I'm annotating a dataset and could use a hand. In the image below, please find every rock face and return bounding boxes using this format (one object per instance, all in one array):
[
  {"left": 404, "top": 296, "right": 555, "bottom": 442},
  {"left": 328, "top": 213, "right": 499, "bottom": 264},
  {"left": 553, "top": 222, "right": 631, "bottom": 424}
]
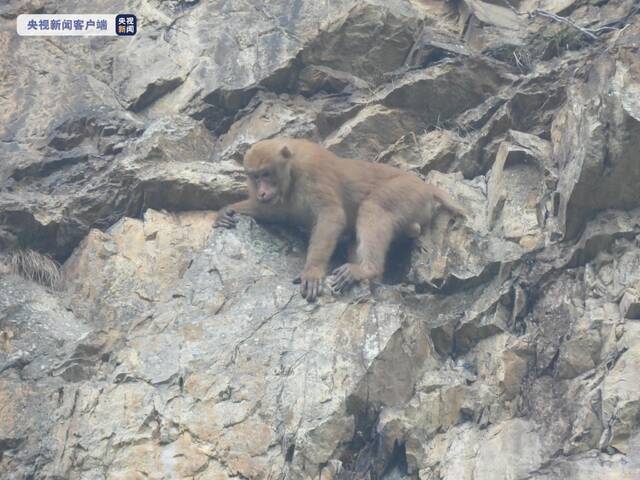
[{"left": 2, "top": 0, "right": 640, "bottom": 479}]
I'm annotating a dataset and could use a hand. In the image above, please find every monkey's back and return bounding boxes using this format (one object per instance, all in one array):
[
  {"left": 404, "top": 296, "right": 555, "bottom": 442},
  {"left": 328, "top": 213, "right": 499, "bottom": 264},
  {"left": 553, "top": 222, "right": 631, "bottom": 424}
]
[{"left": 284, "top": 138, "right": 439, "bottom": 218}]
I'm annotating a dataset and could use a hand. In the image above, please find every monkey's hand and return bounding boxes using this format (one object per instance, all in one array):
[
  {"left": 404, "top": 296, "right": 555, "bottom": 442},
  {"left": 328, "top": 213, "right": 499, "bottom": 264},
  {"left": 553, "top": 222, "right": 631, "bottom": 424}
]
[
  {"left": 215, "top": 208, "right": 238, "bottom": 228},
  {"left": 293, "top": 266, "right": 325, "bottom": 302}
]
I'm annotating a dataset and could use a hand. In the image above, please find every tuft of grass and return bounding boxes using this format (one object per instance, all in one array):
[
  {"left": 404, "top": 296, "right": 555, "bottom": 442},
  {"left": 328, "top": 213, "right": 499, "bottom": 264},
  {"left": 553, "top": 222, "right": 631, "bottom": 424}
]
[{"left": 3, "top": 249, "right": 62, "bottom": 289}]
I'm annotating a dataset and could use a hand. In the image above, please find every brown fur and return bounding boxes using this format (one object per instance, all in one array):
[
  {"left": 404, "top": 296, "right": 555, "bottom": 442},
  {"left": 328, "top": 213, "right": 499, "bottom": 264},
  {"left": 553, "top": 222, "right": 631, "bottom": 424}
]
[{"left": 215, "top": 138, "right": 466, "bottom": 301}]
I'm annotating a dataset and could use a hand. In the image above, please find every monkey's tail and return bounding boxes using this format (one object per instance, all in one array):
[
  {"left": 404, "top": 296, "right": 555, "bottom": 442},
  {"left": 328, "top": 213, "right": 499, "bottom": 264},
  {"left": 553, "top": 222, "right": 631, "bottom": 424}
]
[{"left": 433, "top": 189, "right": 468, "bottom": 218}]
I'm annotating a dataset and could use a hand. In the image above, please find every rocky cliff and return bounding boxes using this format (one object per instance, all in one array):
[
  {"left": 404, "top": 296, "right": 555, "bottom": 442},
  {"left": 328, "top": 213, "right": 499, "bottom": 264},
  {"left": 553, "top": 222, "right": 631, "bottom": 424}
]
[{"left": 1, "top": 0, "right": 640, "bottom": 479}]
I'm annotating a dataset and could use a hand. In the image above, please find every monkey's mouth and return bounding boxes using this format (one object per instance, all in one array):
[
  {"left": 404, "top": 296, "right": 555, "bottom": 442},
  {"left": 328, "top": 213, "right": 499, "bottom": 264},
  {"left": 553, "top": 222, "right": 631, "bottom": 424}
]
[{"left": 257, "top": 194, "right": 280, "bottom": 204}]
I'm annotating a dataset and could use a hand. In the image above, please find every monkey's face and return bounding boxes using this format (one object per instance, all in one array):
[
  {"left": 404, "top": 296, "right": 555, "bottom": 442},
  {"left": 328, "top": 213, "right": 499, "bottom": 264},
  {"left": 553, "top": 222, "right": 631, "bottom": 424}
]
[
  {"left": 247, "top": 168, "right": 280, "bottom": 204},
  {"left": 244, "top": 141, "right": 293, "bottom": 204}
]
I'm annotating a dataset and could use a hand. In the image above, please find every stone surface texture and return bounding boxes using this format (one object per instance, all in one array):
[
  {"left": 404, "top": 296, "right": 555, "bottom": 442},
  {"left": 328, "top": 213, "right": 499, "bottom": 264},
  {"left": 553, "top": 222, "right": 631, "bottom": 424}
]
[{"left": 1, "top": 0, "right": 640, "bottom": 478}]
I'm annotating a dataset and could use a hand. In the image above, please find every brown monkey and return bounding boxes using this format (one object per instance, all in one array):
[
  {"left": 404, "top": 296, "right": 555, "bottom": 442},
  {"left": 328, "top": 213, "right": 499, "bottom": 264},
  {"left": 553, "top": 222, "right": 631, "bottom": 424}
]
[{"left": 215, "top": 138, "right": 466, "bottom": 301}]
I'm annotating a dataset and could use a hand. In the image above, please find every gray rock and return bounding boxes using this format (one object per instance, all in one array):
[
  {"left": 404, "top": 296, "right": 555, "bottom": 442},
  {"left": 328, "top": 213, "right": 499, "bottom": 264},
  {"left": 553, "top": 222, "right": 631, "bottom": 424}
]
[
  {"left": 300, "top": 3, "right": 421, "bottom": 85},
  {"left": 3, "top": 0, "right": 640, "bottom": 478},
  {"left": 553, "top": 54, "right": 640, "bottom": 239},
  {"left": 324, "top": 105, "right": 423, "bottom": 160}
]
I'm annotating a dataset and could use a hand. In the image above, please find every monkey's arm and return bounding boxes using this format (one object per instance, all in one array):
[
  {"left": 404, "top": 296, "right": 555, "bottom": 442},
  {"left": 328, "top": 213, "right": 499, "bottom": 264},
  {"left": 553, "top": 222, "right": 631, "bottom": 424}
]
[{"left": 298, "top": 209, "right": 346, "bottom": 301}]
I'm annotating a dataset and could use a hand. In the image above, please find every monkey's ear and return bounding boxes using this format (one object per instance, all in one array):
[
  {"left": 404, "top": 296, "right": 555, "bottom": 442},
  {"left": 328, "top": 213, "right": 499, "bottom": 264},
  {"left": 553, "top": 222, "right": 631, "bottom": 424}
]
[{"left": 280, "top": 145, "right": 292, "bottom": 159}]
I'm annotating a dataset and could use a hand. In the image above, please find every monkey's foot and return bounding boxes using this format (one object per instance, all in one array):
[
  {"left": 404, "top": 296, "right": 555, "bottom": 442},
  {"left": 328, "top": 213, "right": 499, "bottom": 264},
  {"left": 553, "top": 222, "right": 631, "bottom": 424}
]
[{"left": 330, "top": 263, "right": 358, "bottom": 293}]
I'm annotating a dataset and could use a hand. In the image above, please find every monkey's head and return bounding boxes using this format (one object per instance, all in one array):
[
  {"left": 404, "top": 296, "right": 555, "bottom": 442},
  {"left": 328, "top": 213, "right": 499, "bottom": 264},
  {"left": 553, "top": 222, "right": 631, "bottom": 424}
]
[{"left": 243, "top": 140, "right": 292, "bottom": 205}]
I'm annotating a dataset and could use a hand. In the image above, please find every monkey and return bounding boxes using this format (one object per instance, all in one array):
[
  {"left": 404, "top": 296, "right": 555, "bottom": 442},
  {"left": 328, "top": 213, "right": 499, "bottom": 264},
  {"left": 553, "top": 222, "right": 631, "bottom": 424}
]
[{"left": 215, "top": 138, "right": 466, "bottom": 302}]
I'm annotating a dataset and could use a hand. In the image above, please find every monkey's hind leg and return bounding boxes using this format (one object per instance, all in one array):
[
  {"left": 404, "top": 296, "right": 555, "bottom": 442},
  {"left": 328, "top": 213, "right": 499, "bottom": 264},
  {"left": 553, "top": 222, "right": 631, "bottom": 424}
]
[
  {"left": 404, "top": 221, "right": 422, "bottom": 239},
  {"left": 330, "top": 202, "right": 394, "bottom": 293}
]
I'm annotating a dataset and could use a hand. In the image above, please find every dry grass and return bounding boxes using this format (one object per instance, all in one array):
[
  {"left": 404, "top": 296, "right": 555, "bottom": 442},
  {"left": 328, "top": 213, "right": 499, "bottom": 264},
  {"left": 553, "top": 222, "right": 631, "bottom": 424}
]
[{"left": 3, "top": 249, "right": 62, "bottom": 289}]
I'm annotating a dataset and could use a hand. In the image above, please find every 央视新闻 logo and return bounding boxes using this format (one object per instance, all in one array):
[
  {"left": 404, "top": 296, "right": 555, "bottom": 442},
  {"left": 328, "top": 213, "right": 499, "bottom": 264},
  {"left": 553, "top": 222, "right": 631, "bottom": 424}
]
[{"left": 115, "top": 14, "right": 136, "bottom": 36}]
